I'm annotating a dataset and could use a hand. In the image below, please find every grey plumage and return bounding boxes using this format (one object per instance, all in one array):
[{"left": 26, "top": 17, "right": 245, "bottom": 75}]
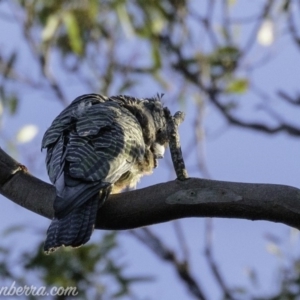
[{"left": 42, "top": 94, "right": 168, "bottom": 253}]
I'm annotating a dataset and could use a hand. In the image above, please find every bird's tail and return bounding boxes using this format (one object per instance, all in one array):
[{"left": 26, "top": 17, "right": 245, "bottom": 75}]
[{"left": 44, "top": 195, "right": 99, "bottom": 254}]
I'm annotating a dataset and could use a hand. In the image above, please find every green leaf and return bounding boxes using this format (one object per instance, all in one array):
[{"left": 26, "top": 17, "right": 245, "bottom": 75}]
[
  {"left": 63, "top": 12, "right": 83, "bottom": 55},
  {"left": 226, "top": 79, "right": 248, "bottom": 94},
  {"left": 41, "top": 14, "right": 60, "bottom": 42},
  {"left": 116, "top": 3, "right": 134, "bottom": 37},
  {"left": 152, "top": 17, "right": 165, "bottom": 34},
  {"left": 3, "top": 52, "right": 17, "bottom": 78},
  {"left": 281, "top": 0, "right": 290, "bottom": 11},
  {"left": 88, "top": 0, "right": 99, "bottom": 20},
  {"left": 152, "top": 42, "right": 161, "bottom": 69},
  {"left": 0, "top": 87, "right": 18, "bottom": 115},
  {"left": 119, "top": 80, "right": 136, "bottom": 93},
  {"left": 209, "top": 46, "right": 240, "bottom": 77},
  {"left": 8, "top": 95, "right": 18, "bottom": 115},
  {"left": 228, "top": 0, "right": 237, "bottom": 6}
]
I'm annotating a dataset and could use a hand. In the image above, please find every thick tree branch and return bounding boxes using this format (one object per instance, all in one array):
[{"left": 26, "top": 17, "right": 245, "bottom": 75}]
[{"left": 1, "top": 147, "right": 300, "bottom": 231}]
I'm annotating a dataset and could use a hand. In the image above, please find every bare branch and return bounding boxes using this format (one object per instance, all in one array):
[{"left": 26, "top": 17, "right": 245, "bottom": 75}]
[
  {"left": 173, "top": 220, "right": 190, "bottom": 264},
  {"left": 158, "top": 35, "right": 300, "bottom": 137},
  {"left": 278, "top": 90, "right": 300, "bottom": 106},
  {"left": 242, "top": 0, "right": 275, "bottom": 53},
  {"left": 287, "top": 3, "right": 300, "bottom": 49},
  {"left": 10, "top": 3, "right": 69, "bottom": 107},
  {"left": 130, "top": 228, "right": 208, "bottom": 300},
  {"left": 204, "top": 219, "right": 236, "bottom": 300},
  {"left": 222, "top": 0, "right": 233, "bottom": 44},
  {"left": 164, "top": 108, "right": 188, "bottom": 180},
  {"left": 207, "top": 89, "right": 300, "bottom": 136},
  {"left": 1, "top": 148, "right": 300, "bottom": 232}
]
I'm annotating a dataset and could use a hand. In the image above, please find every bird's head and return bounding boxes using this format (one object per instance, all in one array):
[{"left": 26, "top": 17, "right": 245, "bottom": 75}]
[
  {"left": 143, "top": 95, "right": 169, "bottom": 160},
  {"left": 110, "top": 94, "right": 169, "bottom": 159}
]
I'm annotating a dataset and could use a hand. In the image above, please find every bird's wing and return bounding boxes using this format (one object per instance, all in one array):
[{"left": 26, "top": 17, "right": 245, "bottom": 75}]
[
  {"left": 42, "top": 94, "right": 108, "bottom": 151},
  {"left": 42, "top": 98, "right": 145, "bottom": 217}
]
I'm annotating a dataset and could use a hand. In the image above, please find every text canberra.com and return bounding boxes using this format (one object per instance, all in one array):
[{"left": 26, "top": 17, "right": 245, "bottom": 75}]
[{"left": 0, "top": 282, "right": 78, "bottom": 297}]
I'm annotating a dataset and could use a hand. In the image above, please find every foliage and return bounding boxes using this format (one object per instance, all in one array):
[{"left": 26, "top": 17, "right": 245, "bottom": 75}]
[{"left": 0, "top": 228, "right": 149, "bottom": 300}]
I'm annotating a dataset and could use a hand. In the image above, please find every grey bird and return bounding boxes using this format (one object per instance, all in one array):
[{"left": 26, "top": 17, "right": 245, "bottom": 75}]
[{"left": 42, "top": 94, "right": 168, "bottom": 253}]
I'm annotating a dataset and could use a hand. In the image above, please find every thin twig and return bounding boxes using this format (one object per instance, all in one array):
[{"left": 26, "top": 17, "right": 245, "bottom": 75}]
[
  {"left": 242, "top": 0, "right": 275, "bottom": 53},
  {"left": 129, "top": 228, "right": 208, "bottom": 300},
  {"left": 160, "top": 28, "right": 300, "bottom": 137},
  {"left": 204, "top": 0, "right": 220, "bottom": 48},
  {"left": 222, "top": 0, "right": 233, "bottom": 44},
  {"left": 164, "top": 107, "right": 188, "bottom": 180},
  {"left": 173, "top": 220, "right": 190, "bottom": 264},
  {"left": 194, "top": 104, "right": 211, "bottom": 179},
  {"left": 287, "top": 3, "right": 300, "bottom": 48},
  {"left": 207, "top": 88, "right": 300, "bottom": 136},
  {"left": 277, "top": 90, "right": 300, "bottom": 106},
  {"left": 8, "top": 2, "right": 69, "bottom": 107},
  {"left": 204, "top": 219, "right": 236, "bottom": 300}
]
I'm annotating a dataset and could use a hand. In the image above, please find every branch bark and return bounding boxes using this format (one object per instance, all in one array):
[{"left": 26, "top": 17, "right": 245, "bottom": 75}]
[
  {"left": 164, "top": 107, "right": 189, "bottom": 180},
  {"left": 1, "top": 147, "right": 300, "bottom": 230}
]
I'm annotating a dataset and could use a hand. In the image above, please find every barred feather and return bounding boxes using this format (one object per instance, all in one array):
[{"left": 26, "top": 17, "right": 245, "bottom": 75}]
[{"left": 44, "top": 195, "right": 99, "bottom": 253}]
